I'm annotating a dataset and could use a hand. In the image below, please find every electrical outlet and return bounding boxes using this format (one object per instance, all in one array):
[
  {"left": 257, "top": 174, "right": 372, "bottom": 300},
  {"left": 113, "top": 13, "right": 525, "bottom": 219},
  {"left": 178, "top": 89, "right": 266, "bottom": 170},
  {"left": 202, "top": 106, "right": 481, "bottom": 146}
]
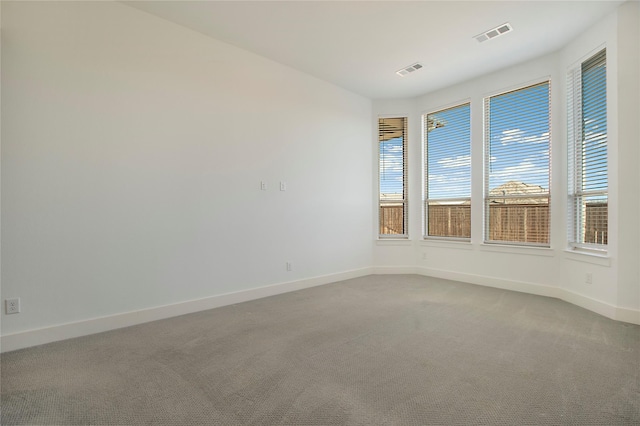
[
  {"left": 260, "top": 181, "right": 267, "bottom": 191},
  {"left": 585, "top": 272, "right": 593, "bottom": 284},
  {"left": 280, "top": 181, "right": 287, "bottom": 191},
  {"left": 5, "top": 298, "right": 20, "bottom": 315},
  {"left": 286, "top": 262, "right": 293, "bottom": 271}
]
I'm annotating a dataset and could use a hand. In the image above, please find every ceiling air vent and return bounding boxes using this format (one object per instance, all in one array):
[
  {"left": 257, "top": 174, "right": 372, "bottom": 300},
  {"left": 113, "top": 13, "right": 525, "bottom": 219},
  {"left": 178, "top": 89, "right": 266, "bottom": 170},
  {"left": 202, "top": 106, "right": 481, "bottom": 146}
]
[
  {"left": 396, "top": 62, "right": 423, "bottom": 77},
  {"left": 474, "top": 23, "right": 512, "bottom": 43}
]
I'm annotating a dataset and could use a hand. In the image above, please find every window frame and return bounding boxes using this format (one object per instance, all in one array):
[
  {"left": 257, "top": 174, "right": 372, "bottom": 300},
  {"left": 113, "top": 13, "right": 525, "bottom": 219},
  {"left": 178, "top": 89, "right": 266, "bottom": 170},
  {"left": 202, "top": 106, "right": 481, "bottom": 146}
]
[
  {"left": 567, "top": 48, "right": 608, "bottom": 253},
  {"left": 483, "top": 79, "right": 552, "bottom": 247},
  {"left": 423, "top": 102, "right": 472, "bottom": 241},
  {"left": 378, "top": 116, "right": 408, "bottom": 239}
]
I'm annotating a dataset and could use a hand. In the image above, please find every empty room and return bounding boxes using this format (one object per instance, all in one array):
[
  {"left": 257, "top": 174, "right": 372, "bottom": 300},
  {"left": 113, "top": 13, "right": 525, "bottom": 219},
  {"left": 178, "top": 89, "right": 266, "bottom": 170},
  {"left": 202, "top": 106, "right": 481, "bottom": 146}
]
[{"left": 1, "top": 1, "right": 639, "bottom": 424}]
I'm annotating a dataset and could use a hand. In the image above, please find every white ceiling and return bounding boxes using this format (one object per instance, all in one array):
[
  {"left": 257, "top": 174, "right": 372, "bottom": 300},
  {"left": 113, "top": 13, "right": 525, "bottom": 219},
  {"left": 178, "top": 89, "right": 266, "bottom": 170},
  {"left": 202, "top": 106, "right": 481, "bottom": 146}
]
[{"left": 125, "top": 1, "right": 623, "bottom": 99}]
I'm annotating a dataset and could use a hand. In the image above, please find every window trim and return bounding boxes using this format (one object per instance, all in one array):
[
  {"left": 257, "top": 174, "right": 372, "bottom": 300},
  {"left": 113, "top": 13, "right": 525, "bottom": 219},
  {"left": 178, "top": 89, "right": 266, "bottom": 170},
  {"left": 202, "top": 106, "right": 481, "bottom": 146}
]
[
  {"left": 567, "top": 47, "right": 608, "bottom": 252},
  {"left": 483, "top": 79, "right": 552, "bottom": 247},
  {"left": 423, "top": 102, "right": 472, "bottom": 241},
  {"left": 378, "top": 116, "right": 408, "bottom": 239}
]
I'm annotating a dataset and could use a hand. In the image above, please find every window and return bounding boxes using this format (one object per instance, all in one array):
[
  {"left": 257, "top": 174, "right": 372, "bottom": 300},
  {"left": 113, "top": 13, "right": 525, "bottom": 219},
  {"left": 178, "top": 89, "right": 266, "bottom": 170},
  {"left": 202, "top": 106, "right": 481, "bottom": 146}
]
[
  {"left": 568, "top": 49, "right": 607, "bottom": 250},
  {"left": 379, "top": 117, "right": 408, "bottom": 238},
  {"left": 424, "top": 103, "right": 471, "bottom": 239},
  {"left": 484, "top": 81, "right": 551, "bottom": 245}
]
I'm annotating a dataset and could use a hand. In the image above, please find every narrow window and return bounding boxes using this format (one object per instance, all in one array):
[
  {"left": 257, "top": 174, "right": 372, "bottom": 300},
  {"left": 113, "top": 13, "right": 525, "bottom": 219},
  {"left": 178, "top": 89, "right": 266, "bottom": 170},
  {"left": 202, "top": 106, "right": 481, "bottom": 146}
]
[
  {"left": 568, "top": 49, "right": 607, "bottom": 250},
  {"left": 485, "top": 81, "right": 551, "bottom": 245},
  {"left": 424, "top": 103, "right": 471, "bottom": 239},
  {"left": 379, "top": 117, "right": 408, "bottom": 238}
]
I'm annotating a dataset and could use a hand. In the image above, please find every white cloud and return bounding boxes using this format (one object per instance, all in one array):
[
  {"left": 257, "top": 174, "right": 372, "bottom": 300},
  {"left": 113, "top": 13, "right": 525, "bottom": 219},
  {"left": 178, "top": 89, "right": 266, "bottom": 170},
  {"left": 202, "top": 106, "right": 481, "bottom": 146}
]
[
  {"left": 437, "top": 155, "right": 471, "bottom": 168},
  {"left": 379, "top": 159, "right": 403, "bottom": 175},
  {"left": 386, "top": 145, "right": 403, "bottom": 153},
  {"left": 427, "top": 172, "right": 471, "bottom": 199},
  {"left": 499, "top": 128, "right": 549, "bottom": 145},
  {"left": 490, "top": 160, "right": 548, "bottom": 189},
  {"left": 380, "top": 141, "right": 404, "bottom": 176},
  {"left": 584, "top": 131, "right": 607, "bottom": 147}
]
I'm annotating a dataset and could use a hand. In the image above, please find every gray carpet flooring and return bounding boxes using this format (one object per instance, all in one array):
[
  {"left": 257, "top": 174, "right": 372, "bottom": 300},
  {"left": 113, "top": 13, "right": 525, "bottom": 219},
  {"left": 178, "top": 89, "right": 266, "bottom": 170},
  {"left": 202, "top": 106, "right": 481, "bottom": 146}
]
[{"left": 1, "top": 274, "right": 639, "bottom": 425}]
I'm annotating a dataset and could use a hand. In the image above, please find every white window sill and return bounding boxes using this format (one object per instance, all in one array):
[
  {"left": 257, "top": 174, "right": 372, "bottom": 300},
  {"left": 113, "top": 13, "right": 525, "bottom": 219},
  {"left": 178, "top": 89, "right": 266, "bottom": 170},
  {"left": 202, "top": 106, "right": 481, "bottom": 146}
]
[
  {"left": 376, "top": 239, "right": 412, "bottom": 246},
  {"left": 420, "top": 239, "right": 473, "bottom": 250},
  {"left": 564, "top": 249, "right": 611, "bottom": 266},
  {"left": 479, "top": 243, "right": 554, "bottom": 257}
]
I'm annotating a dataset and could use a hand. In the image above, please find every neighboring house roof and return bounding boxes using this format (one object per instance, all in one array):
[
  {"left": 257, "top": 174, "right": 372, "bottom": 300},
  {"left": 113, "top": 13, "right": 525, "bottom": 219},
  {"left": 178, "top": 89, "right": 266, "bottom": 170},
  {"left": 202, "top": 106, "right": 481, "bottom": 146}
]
[
  {"left": 489, "top": 181, "right": 547, "bottom": 204},
  {"left": 382, "top": 181, "right": 550, "bottom": 204},
  {"left": 380, "top": 193, "right": 404, "bottom": 201}
]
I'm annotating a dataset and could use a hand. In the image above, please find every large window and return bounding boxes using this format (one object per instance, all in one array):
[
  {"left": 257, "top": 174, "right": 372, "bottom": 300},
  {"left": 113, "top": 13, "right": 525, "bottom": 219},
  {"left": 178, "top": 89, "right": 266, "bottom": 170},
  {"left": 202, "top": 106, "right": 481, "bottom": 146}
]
[
  {"left": 568, "top": 49, "right": 607, "bottom": 250},
  {"left": 379, "top": 117, "right": 408, "bottom": 238},
  {"left": 424, "top": 103, "right": 471, "bottom": 239},
  {"left": 484, "top": 81, "right": 551, "bottom": 245}
]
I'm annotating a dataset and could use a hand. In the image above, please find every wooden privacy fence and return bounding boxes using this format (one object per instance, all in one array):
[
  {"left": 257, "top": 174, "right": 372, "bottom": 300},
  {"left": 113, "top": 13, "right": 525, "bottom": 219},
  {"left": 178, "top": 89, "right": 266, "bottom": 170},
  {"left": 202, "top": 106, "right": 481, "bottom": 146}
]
[
  {"left": 584, "top": 202, "right": 608, "bottom": 245},
  {"left": 487, "top": 203, "right": 549, "bottom": 244},
  {"left": 427, "top": 205, "right": 471, "bottom": 238},
  {"left": 380, "top": 203, "right": 608, "bottom": 245},
  {"left": 379, "top": 204, "right": 405, "bottom": 235}
]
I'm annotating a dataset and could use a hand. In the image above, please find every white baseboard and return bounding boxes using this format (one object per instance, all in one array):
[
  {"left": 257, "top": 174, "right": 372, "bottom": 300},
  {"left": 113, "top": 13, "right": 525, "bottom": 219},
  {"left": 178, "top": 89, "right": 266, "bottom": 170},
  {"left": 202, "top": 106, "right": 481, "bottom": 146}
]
[
  {"left": 3, "top": 265, "right": 637, "bottom": 352},
  {"left": 614, "top": 306, "right": 640, "bottom": 324},
  {"left": 415, "top": 266, "right": 562, "bottom": 298},
  {"left": 415, "top": 266, "right": 640, "bottom": 325},
  {"left": 372, "top": 266, "right": 417, "bottom": 275},
  {"left": 559, "top": 288, "right": 618, "bottom": 320},
  {"left": 1, "top": 267, "right": 373, "bottom": 353}
]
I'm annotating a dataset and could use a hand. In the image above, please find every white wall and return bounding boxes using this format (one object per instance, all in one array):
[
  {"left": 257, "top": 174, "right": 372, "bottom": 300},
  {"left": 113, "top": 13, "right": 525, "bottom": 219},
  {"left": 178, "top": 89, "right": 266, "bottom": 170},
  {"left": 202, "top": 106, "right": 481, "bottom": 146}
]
[
  {"left": 373, "top": 2, "right": 639, "bottom": 322},
  {"left": 614, "top": 0, "right": 640, "bottom": 311},
  {"left": 1, "top": 1, "right": 372, "bottom": 348},
  {"left": 372, "top": 98, "right": 418, "bottom": 270},
  {"left": 0, "top": 1, "right": 4, "bottom": 344},
  {"left": 375, "top": 53, "right": 564, "bottom": 293},
  {"left": 2, "top": 1, "right": 637, "bottom": 352},
  {"left": 558, "top": 6, "right": 620, "bottom": 312},
  {"left": 555, "top": 1, "right": 638, "bottom": 319}
]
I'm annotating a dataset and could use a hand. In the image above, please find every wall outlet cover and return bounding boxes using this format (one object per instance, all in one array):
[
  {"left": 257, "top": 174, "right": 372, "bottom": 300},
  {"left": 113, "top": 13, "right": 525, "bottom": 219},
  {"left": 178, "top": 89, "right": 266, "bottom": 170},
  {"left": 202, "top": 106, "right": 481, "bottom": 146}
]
[{"left": 5, "top": 298, "right": 21, "bottom": 315}]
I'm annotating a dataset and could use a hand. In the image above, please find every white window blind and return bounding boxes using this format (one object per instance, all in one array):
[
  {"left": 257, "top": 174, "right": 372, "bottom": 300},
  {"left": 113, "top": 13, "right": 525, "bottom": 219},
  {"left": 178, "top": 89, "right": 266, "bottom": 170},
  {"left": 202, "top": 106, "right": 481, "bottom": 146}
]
[
  {"left": 424, "top": 103, "right": 471, "bottom": 239},
  {"left": 379, "top": 117, "right": 408, "bottom": 238},
  {"left": 484, "top": 81, "right": 551, "bottom": 245},
  {"left": 568, "top": 49, "right": 607, "bottom": 249}
]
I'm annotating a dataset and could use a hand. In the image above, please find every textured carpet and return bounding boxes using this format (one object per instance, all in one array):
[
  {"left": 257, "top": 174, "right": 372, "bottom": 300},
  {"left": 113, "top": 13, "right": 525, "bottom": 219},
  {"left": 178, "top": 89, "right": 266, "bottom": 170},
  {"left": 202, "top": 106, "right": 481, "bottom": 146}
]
[{"left": 2, "top": 274, "right": 639, "bottom": 425}]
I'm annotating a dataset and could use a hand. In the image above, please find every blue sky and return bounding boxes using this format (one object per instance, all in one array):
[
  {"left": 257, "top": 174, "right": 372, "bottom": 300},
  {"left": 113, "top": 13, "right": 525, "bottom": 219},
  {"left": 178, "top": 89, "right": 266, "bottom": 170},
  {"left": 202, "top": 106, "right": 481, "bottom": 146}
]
[
  {"left": 380, "top": 82, "right": 556, "bottom": 201},
  {"left": 581, "top": 62, "right": 608, "bottom": 193},
  {"left": 379, "top": 136, "right": 405, "bottom": 199},
  {"left": 426, "top": 103, "right": 471, "bottom": 200},
  {"left": 486, "top": 82, "right": 550, "bottom": 195}
]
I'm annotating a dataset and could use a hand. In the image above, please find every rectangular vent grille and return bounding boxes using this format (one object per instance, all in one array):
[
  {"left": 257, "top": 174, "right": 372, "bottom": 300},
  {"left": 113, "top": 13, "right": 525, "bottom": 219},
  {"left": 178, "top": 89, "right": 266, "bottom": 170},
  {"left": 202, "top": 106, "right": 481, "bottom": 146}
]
[
  {"left": 475, "top": 23, "right": 512, "bottom": 43},
  {"left": 396, "top": 62, "right": 423, "bottom": 77}
]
